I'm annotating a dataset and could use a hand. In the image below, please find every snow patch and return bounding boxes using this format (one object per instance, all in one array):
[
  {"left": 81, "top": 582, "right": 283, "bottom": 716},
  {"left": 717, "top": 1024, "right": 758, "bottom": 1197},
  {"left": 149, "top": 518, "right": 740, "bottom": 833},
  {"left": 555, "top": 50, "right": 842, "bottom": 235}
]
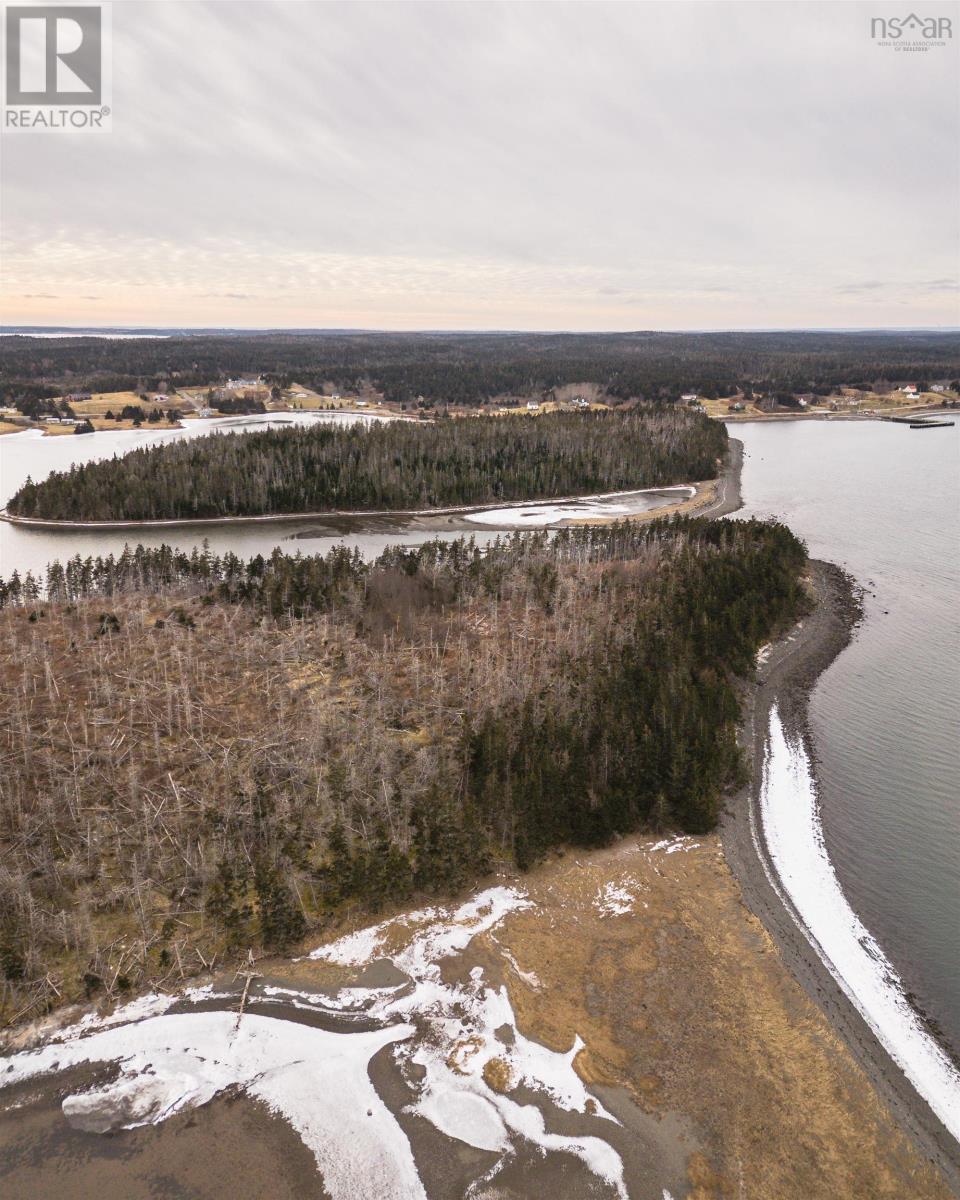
[
  {"left": 1, "top": 884, "right": 627, "bottom": 1198},
  {"left": 595, "top": 883, "right": 636, "bottom": 916},
  {"left": 500, "top": 946, "right": 543, "bottom": 989},
  {"left": 646, "top": 836, "right": 700, "bottom": 855},
  {"left": 465, "top": 500, "right": 632, "bottom": 527},
  {"left": 759, "top": 707, "right": 960, "bottom": 1142},
  {"left": 309, "top": 886, "right": 530, "bottom": 973},
  {"left": 2, "top": 1012, "right": 422, "bottom": 1198},
  {"left": 461, "top": 485, "right": 696, "bottom": 529}
]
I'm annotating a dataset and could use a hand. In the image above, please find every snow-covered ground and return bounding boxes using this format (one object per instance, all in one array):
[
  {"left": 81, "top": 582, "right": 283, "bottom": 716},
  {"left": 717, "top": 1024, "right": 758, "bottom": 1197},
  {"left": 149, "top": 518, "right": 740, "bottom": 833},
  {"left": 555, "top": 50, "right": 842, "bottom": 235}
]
[
  {"left": 0, "top": 886, "right": 628, "bottom": 1200},
  {"left": 759, "top": 707, "right": 960, "bottom": 1142},
  {"left": 464, "top": 500, "right": 634, "bottom": 526},
  {"left": 463, "top": 485, "right": 695, "bottom": 529},
  {"left": 595, "top": 882, "right": 637, "bottom": 917}
]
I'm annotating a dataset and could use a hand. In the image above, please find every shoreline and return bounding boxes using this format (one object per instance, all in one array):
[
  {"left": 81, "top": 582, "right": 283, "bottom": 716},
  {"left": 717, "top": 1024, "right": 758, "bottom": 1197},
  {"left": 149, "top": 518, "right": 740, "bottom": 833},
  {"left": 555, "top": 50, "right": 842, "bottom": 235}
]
[
  {"left": 0, "top": 483, "right": 700, "bottom": 532},
  {"left": 706, "top": 434, "right": 959, "bottom": 1182},
  {"left": 0, "top": 407, "right": 395, "bottom": 438},
  {"left": 2, "top": 431, "right": 956, "bottom": 1188},
  {"left": 722, "top": 562, "right": 960, "bottom": 1189},
  {"left": 723, "top": 403, "right": 957, "bottom": 423},
  {"left": 562, "top": 439, "right": 743, "bottom": 528},
  {"left": 0, "top": 439, "right": 743, "bottom": 535}
]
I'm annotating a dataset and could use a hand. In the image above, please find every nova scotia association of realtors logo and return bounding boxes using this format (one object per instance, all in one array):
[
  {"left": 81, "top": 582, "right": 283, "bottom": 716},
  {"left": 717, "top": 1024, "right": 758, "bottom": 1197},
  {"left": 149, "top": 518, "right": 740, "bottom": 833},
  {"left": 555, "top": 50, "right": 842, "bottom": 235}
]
[
  {"left": 3, "top": 3, "right": 111, "bottom": 130},
  {"left": 871, "top": 11, "right": 953, "bottom": 50}
]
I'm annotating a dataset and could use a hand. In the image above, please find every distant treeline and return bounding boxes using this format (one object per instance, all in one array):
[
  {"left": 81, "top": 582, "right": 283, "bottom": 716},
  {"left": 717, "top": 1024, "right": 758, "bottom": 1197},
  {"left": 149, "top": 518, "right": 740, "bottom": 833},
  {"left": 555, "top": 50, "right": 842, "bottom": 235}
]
[
  {"left": 0, "top": 518, "right": 809, "bottom": 1021},
  {"left": 2, "top": 329, "right": 958, "bottom": 411},
  {"left": 7, "top": 408, "right": 727, "bottom": 522}
]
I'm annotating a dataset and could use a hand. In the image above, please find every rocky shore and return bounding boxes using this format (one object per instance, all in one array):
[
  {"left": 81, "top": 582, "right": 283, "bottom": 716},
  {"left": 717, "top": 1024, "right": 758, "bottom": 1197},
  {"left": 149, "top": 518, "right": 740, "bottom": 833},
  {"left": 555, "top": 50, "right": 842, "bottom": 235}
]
[{"left": 723, "top": 560, "right": 960, "bottom": 1193}]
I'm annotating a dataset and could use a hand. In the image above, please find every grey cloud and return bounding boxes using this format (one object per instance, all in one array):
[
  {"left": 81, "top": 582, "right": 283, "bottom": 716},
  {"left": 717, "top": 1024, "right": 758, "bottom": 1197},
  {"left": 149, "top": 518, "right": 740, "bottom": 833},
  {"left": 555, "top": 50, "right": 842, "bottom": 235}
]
[
  {"left": 835, "top": 282, "right": 886, "bottom": 293},
  {"left": 837, "top": 278, "right": 958, "bottom": 295},
  {"left": 1, "top": 1, "right": 957, "bottom": 329}
]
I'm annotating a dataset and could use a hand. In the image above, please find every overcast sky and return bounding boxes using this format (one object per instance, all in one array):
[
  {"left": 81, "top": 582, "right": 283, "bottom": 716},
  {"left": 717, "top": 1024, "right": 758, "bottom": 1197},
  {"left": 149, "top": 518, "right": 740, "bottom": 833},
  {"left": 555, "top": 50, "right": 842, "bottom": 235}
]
[{"left": 2, "top": 0, "right": 958, "bottom": 330}]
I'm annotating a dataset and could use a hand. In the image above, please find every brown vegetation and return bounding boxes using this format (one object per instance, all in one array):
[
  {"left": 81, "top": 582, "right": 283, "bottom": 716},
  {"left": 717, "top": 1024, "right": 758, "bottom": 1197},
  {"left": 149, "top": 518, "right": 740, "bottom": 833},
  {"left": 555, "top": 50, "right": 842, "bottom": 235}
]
[
  {"left": 488, "top": 838, "right": 954, "bottom": 1200},
  {"left": 0, "top": 519, "right": 807, "bottom": 1025}
]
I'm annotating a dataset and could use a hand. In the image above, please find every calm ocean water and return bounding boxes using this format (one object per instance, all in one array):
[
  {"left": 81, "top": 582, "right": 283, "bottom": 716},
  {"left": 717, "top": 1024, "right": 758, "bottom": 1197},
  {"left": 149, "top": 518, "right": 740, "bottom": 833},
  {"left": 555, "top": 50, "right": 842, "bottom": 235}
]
[
  {"left": 733, "top": 419, "right": 960, "bottom": 1056},
  {"left": 0, "top": 415, "right": 671, "bottom": 580},
  {"left": 0, "top": 416, "right": 463, "bottom": 581}
]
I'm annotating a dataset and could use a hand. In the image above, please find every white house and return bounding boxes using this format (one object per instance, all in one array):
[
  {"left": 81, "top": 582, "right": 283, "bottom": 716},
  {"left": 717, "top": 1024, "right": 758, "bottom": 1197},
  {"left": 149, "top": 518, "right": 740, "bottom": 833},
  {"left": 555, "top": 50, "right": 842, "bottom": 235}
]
[
  {"left": 526, "top": 401, "right": 541, "bottom": 411},
  {"left": 681, "top": 392, "right": 699, "bottom": 402}
]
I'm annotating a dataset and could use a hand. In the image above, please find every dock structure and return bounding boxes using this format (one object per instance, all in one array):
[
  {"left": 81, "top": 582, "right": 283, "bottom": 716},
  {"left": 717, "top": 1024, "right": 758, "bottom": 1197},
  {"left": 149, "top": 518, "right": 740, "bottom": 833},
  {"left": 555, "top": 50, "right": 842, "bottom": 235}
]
[{"left": 883, "top": 414, "right": 955, "bottom": 429}]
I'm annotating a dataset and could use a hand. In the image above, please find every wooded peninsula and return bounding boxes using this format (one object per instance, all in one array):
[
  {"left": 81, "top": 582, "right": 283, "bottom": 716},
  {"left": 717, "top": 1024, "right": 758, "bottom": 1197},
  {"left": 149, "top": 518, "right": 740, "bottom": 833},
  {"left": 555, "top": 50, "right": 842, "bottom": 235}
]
[
  {"left": 6, "top": 408, "right": 726, "bottom": 522},
  {"left": 0, "top": 516, "right": 809, "bottom": 1022}
]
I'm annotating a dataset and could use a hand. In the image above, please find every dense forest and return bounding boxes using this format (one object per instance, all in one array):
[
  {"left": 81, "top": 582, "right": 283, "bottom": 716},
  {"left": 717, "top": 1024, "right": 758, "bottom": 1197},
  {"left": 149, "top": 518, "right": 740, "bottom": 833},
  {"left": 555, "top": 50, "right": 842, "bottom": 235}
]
[
  {"left": 7, "top": 408, "right": 727, "bottom": 521},
  {"left": 2, "top": 329, "right": 958, "bottom": 410},
  {"left": 0, "top": 517, "right": 809, "bottom": 1021}
]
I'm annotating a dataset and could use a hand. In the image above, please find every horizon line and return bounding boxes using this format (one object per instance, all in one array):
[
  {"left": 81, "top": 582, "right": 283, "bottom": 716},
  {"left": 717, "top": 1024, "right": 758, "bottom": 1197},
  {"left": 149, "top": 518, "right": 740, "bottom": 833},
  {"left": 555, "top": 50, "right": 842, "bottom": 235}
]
[{"left": 3, "top": 324, "right": 959, "bottom": 336}]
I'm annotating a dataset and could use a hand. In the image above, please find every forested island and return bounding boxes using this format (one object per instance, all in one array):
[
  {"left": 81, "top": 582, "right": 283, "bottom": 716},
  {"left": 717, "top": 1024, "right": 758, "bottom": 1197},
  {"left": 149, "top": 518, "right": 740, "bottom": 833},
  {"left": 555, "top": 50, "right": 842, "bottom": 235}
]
[
  {"left": 0, "top": 516, "right": 809, "bottom": 1020},
  {"left": 6, "top": 407, "right": 726, "bottom": 522}
]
